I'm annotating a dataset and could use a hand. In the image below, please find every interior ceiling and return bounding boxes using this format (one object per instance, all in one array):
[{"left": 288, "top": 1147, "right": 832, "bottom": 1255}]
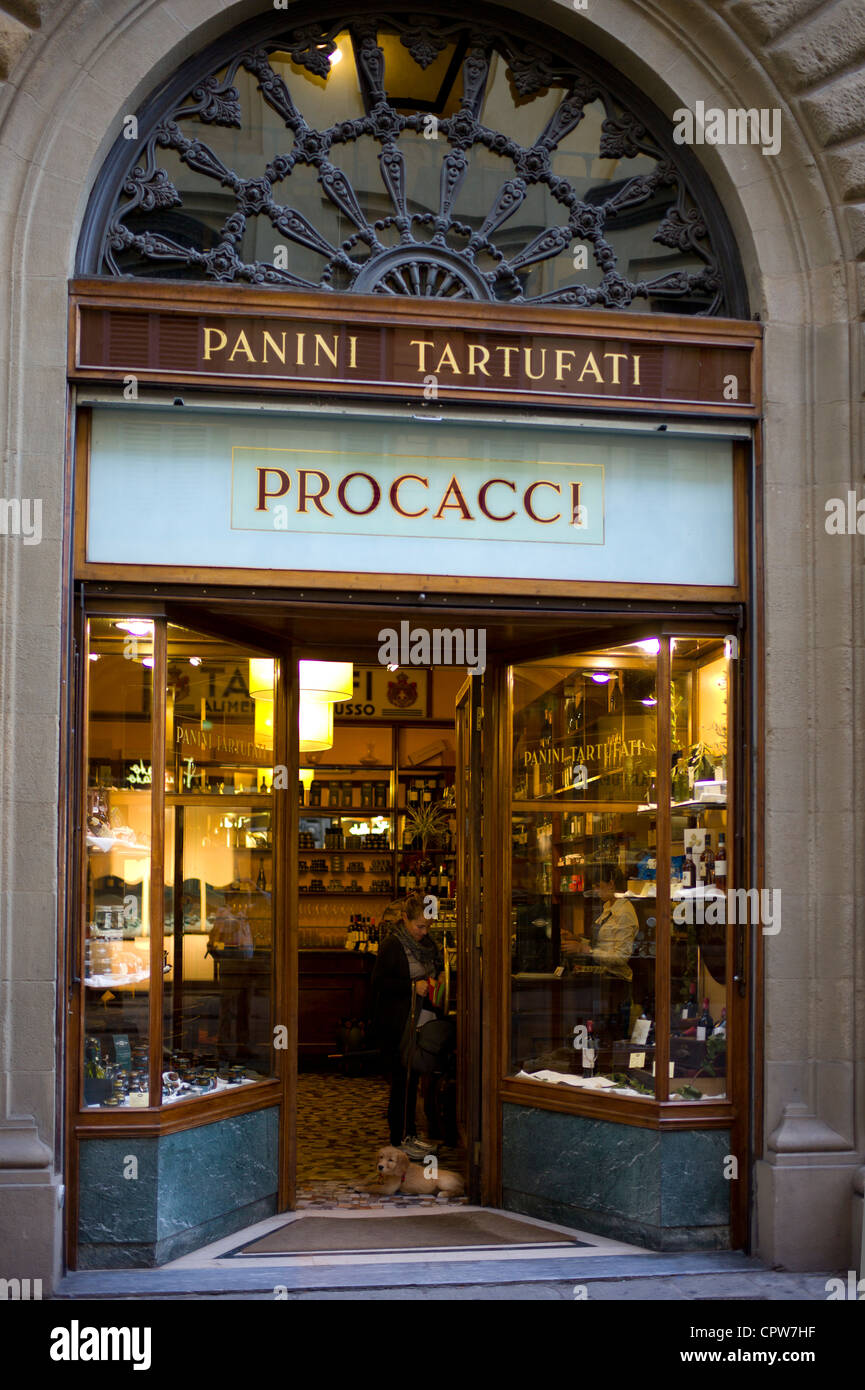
[{"left": 154, "top": 593, "right": 731, "bottom": 661}]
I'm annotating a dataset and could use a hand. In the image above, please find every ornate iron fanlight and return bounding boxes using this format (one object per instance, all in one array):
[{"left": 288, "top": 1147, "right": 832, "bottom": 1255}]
[{"left": 81, "top": 3, "right": 746, "bottom": 316}]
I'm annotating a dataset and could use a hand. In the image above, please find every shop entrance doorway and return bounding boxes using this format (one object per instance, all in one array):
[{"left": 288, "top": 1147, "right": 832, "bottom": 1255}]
[{"left": 292, "top": 647, "right": 472, "bottom": 1206}]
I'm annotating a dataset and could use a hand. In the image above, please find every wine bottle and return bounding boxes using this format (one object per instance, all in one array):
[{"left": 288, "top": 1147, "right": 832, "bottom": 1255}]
[
  {"left": 581, "top": 1019, "right": 597, "bottom": 1079},
  {"left": 682, "top": 847, "right": 697, "bottom": 888},
  {"left": 714, "top": 833, "right": 727, "bottom": 892},
  {"left": 696, "top": 998, "right": 714, "bottom": 1040},
  {"left": 398, "top": 863, "right": 407, "bottom": 891},
  {"left": 256, "top": 864, "right": 266, "bottom": 892},
  {"left": 541, "top": 702, "right": 554, "bottom": 794},
  {"left": 699, "top": 833, "right": 715, "bottom": 886}
]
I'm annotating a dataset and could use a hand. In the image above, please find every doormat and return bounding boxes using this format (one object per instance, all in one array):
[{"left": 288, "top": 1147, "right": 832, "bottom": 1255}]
[{"left": 229, "top": 1211, "right": 590, "bottom": 1256}]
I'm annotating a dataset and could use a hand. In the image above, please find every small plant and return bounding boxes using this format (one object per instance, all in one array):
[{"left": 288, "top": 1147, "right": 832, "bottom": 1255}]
[
  {"left": 695, "top": 1033, "right": 726, "bottom": 1077},
  {"left": 674, "top": 1084, "right": 703, "bottom": 1100},
  {"left": 404, "top": 799, "right": 451, "bottom": 852}
]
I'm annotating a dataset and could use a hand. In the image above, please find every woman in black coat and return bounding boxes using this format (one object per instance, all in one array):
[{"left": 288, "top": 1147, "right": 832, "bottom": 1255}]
[{"left": 370, "top": 894, "right": 443, "bottom": 1150}]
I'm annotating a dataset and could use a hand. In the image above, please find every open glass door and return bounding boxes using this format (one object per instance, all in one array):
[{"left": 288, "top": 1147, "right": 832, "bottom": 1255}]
[{"left": 455, "top": 675, "right": 483, "bottom": 1202}]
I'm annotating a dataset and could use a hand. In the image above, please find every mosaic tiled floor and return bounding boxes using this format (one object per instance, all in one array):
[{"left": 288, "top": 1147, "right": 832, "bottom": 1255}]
[{"left": 296, "top": 1070, "right": 467, "bottom": 1209}]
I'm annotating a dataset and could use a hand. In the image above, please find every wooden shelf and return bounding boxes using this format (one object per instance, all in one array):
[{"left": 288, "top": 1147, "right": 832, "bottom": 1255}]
[
  {"left": 298, "top": 891, "right": 392, "bottom": 897},
  {"left": 167, "top": 793, "right": 274, "bottom": 805},
  {"left": 297, "top": 848, "right": 393, "bottom": 856}
]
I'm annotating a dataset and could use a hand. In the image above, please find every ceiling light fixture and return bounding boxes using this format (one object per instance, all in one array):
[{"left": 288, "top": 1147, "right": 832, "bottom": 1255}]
[{"left": 300, "top": 660, "right": 353, "bottom": 703}]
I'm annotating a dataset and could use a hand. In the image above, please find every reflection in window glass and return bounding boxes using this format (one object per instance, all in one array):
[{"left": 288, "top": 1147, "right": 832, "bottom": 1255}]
[
  {"left": 82, "top": 618, "right": 154, "bottom": 1108},
  {"left": 510, "top": 645, "right": 658, "bottom": 1097},
  {"left": 668, "top": 639, "right": 730, "bottom": 1101},
  {"left": 162, "top": 628, "right": 276, "bottom": 1103}
]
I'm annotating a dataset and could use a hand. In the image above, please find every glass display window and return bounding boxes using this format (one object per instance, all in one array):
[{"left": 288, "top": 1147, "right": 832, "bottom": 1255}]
[
  {"left": 510, "top": 644, "right": 658, "bottom": 1097},
  {"left": 508, "top": 634, "right": 736, "bottom": 1106},
  {"left": 78, "top": 617, "right": 280, "bottom": 1112},
  {"left": 162, "top": 626, "right": 277, "bottom": 1102},
  {"left": 667, "top": 638, "right": 730, "bottom": 1102},
  {"left": 82, "top": 617, "right": 155, "bottom": 1108}
]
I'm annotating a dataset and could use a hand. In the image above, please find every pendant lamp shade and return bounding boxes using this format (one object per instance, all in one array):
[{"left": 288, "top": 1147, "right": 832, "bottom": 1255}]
[
  {"left": 299, "top": 695, "right": 334, "bottom": 752},
  {"left": 299, "top": 660, "right": 353, "bottom": 703},
  {"left": 249, "top": 658, "right": 275, "bottom": 702},
  {"left": 254, "top": 699, "right": 274, "bottom": 751}
]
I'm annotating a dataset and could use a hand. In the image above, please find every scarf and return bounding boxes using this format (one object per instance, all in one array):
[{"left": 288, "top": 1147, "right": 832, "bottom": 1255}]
[{"left": 391, "top": 921, "right": 442, "bottom": 976}]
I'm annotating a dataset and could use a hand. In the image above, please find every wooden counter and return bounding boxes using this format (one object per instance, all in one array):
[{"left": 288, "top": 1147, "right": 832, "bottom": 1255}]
[{"left": 298, "top": 949, "right": 376, "bottom": 1058}]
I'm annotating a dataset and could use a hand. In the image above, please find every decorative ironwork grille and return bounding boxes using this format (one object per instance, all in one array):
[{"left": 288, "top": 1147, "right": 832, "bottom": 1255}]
[{"left": 80, "top": 2, "right": 746, "bottom": 315}]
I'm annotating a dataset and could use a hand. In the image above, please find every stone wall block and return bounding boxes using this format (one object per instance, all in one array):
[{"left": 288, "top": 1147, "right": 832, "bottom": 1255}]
[
  {"left": 772, "top": 3, "right": 865, "bottom": 92},
  {"left": 801, "top": 70, "right": 865, "bottom": 148},
  {"left": 729, "top": 0, "right": 826, "bottom": 46}
]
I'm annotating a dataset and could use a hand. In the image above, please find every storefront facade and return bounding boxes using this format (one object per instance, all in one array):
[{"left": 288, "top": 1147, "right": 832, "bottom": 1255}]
[{"left": 1, "top": 0, "right": 863, "bottom": 1286}]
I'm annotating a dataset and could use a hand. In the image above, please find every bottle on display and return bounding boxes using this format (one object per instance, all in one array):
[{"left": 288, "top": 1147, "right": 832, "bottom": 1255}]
[
  {"left": 541, "top": 703, "right": 553, "bottom": 746},
  {"left": 699, "top": 833, "right": 715, "bottom": 886},
  {"left": 256, "top": 864, "right": 266, "bottom": 892},
  {"left": 398, "top": 863, "right": 407, "bottom": 891},
  {"left": 682, "top": 848, "right": 697, "bottom": 888},
  {"left": 714, "top": 833, "right": 727, "bottom": 892},
  {"left": 581, "top": 1019, "right": 598, "bottom": 1078},
  {"left": 713, "top": 1007, "right": 727, "bottom": 1037},
  {"left": 681, "top": 981, "right": 698, "bottom": 1021},
  {"left": 697, "top": 998, "right": 714, "bottom": 1040},
  {"left": 407, "top": 864, "right": 418, "bottom": 891},
  {"left": 298, "top": 779, "right": 305, "bottom": 805},
  {"left": 646, "top": 819, "right": 657, "bottom": 877},
  {"left": 541, "top": 702, "right": 554, "bottom": 794}
]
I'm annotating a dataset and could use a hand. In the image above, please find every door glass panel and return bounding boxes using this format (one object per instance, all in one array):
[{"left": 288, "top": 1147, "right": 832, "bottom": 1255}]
[
  {"left": 510, "top": 644, "right": 658, "bottom": 1096},
  {"left": 162, "top": 626, "right": 276, "bottom": 1102},
  {"left": 82, "top": 617, "right": 154, "bottom": 1108},
  {"left": 668, "top": 638, "right": 730, "bottom": 1101}
]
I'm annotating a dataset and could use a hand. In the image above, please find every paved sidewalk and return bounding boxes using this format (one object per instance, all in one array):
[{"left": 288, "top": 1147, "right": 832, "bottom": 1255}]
[{"left": 54, "top": 1251, "right": 837, "bottom": 1301}]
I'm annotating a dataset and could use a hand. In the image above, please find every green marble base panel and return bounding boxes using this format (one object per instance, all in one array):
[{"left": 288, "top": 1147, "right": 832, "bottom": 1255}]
[
  {"left": 77, "top": 1106, "right": 279, "bottom": 1268},
  {"left": 502, "top": 1103, "right": 731, "bottom": 1250},
  {"left": 77, "top": 1195, "right": 278, "bottom": 1269},
  {"left": 503, "top": 1190, "right": 730, "bottom": 1251}
]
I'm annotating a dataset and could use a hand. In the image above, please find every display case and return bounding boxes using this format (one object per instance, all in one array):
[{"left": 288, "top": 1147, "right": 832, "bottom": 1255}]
[
  {"left": 78, "top": 617, "right": 280, "bottom": 1113},
  {"left": 296, "top": 717, "right": 458, "bottom": 949},
  {"left": 508, "top": 635, "right": 733, "bottom": 1106}
]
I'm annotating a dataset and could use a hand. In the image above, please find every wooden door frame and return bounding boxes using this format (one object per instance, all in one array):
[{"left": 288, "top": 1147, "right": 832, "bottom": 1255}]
[{"left": 455, "top": 675, "right": 484, "bottom": 1199}]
